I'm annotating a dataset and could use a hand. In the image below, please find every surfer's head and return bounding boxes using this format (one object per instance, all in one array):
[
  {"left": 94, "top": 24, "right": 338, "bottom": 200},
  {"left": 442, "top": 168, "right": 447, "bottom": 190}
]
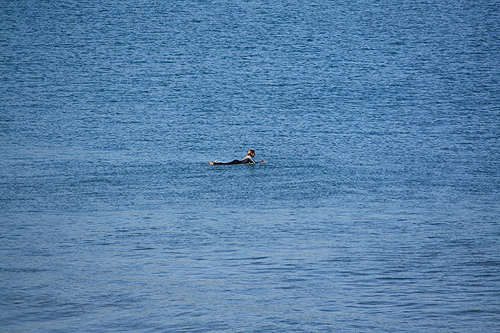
[{"left": 248, "top": 150, "right": 255, "bottom": 157}]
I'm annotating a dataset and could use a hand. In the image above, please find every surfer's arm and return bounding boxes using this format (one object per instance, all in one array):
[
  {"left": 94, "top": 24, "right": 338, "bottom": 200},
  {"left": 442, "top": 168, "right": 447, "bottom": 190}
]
[{"left": 240, "top": 157, "right": 255, "bottom": 164}]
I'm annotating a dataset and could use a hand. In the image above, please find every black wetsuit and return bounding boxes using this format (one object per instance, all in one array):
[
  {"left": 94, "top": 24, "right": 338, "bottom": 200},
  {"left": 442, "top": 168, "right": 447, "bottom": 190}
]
[{"left": 212, "top": 155, "right": 255, "bottom": 165}]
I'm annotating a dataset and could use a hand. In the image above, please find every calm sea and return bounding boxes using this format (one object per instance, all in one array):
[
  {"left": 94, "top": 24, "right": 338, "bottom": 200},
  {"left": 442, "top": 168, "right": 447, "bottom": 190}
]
[{"left": 1, "top": 0, "right": 499, "bottom": 331}]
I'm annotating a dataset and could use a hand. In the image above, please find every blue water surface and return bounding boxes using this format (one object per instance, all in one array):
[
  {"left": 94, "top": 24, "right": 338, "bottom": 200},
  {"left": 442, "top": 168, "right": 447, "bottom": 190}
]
[{"left": 1, "top": 0, "right": 500, "bottom": 331}]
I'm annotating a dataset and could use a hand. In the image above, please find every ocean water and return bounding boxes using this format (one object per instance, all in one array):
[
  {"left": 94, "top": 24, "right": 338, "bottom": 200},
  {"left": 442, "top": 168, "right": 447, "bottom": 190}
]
[{"left": 1, "top": 0, "right": 500, "bottom": 331}]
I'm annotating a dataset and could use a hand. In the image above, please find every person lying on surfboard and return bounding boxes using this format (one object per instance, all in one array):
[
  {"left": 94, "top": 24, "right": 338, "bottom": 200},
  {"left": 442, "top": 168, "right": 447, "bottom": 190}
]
[{"left": 209, "top": 150, "right": 268, "bottom": 165}]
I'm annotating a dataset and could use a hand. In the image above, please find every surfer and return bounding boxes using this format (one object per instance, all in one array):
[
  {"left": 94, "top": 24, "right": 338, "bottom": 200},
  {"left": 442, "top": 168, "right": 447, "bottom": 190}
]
[{"left": 209, "top": 150, "right": 267, "bottom": 165}]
